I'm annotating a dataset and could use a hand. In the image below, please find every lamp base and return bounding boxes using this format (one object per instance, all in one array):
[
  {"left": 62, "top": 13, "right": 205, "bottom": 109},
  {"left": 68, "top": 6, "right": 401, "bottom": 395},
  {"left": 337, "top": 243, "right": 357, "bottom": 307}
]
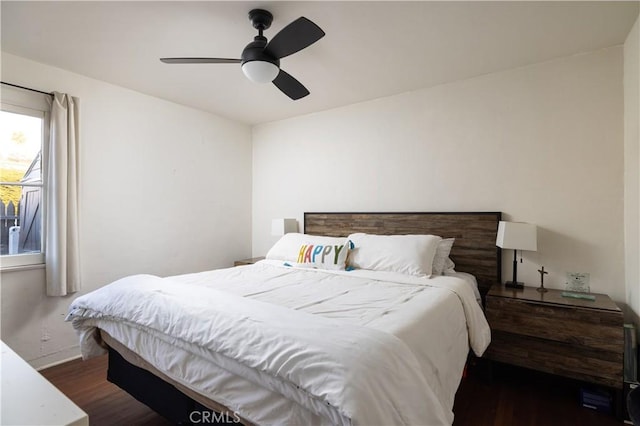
[{"left": 505, "top": 281, "right": 524, "bottom": 290}]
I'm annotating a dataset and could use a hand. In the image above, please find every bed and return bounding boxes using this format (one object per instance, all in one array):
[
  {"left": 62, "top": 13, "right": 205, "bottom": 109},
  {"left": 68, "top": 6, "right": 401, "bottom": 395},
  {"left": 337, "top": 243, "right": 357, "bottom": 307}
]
[{"left": 67, "top": 211, "right": 502, "bottom": 425}]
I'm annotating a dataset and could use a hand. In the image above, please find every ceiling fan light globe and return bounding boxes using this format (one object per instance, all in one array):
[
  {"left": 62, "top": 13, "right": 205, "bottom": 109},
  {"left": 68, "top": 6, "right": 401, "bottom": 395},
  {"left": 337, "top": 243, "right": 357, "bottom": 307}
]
[{"left": 242, "top": 61, "right": 279, "bottom": 83}]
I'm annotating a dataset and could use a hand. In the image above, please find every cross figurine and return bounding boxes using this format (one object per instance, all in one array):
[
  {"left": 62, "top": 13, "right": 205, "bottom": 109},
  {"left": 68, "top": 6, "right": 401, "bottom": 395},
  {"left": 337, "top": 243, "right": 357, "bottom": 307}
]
[{"left": 537, "top": 266, "right": 549, "bottom": 293}]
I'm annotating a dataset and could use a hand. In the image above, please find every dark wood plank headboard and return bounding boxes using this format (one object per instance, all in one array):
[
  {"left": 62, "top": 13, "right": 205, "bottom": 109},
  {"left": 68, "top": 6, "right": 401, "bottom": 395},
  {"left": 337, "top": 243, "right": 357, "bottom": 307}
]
[{"left": 304, "top": 212, "right": 502, "bottom": 284}]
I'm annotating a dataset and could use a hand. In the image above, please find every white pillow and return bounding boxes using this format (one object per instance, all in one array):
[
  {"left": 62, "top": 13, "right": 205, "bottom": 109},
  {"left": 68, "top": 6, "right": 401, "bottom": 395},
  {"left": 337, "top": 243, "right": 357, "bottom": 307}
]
[
  {"left": 266, "top": 233, "right": 352, "bottom": 270},
  {"left": 347, "top": 233, "right": 442, "bottom": 276},
  {"left": 432, "top": 238, "right": 455, "bottom": 275}
]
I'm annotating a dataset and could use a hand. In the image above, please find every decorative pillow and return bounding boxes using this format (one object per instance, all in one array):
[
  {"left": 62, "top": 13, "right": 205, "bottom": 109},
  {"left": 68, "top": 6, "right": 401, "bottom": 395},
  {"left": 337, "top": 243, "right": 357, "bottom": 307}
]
[
  {"left": 346, "top": 233, "right": 442, "bottom": 276},
  {"left": 265, "top": 233, "right": 353, "bottom": 270},
  {"left": 432, "top": 238, "right": 455, "bottom": 275}
]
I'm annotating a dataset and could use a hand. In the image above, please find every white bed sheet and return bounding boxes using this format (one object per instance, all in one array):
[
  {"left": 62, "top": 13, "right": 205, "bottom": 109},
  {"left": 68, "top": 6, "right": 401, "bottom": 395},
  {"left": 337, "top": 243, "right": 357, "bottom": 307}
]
[{"left": 68, "top": 261, "right": 490, "bottom": 425}]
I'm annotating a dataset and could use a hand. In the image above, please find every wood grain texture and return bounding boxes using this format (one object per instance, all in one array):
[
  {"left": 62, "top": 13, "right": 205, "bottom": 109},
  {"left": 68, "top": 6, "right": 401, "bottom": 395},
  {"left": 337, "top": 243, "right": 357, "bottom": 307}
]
[
  {"left": 488, "top": 285, "right": 621, "bottom": 311},
  {"left": 304, "top": 212, "right": 502, "bottom": 282},
  {"left": 488, "top": 298, "right": 623, "bottom": 352},
  {"left": 488, "top": 333, "right": 623, "bottom": 388},
  {"left": 485, "top": 285, "right": 623, "bottom": 389}
]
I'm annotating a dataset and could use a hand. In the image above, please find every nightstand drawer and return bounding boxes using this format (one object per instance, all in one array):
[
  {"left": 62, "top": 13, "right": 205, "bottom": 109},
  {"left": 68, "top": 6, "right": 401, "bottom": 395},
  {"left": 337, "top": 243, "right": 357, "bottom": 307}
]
[
  {"left": 489, "top": 332, "right": 623, "bottom": 388},
  {"left": 487, "top": 297, "right": 623, "bottom": 352}
]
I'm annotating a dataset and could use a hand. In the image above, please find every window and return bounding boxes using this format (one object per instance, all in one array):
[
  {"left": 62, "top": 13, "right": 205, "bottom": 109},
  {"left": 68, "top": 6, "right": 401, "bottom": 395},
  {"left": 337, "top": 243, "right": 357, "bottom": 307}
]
[{"left": 0, "top": 85, "right": 50, "bottom": 268}]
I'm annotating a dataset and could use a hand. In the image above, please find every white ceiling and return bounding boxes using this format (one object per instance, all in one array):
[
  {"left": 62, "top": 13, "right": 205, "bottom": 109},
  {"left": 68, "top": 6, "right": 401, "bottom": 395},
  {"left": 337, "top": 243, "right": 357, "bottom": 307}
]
[{"left": 1, "top": 1, "right": 638, "bottom": 125}]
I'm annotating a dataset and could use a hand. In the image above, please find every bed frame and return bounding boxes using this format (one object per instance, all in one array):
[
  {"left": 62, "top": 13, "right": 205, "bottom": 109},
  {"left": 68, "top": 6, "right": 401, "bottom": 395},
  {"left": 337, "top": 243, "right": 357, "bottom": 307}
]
[{"left": 105, "top": 211, "right": 502, "bottom": 425}]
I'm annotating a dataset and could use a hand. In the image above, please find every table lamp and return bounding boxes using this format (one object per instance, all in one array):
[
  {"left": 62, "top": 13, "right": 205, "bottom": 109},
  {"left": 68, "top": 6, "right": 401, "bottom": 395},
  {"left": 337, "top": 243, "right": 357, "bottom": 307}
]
[
  {"left": 496, "top": 221, "right": 537, "bottom": 289},
  {"left": 271, "top": 218, "right": 297, "bottom": 236}
]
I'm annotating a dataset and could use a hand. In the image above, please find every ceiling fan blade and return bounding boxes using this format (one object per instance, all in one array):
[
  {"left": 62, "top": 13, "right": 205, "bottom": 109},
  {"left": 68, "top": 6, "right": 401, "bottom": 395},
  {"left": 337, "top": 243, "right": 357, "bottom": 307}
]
[
  {"left": 160, "top": 58, "right": 241, "bottom": 64},
  {"left": 272, "top": 69, "right": 309, "bottom": 100},
  {"left": 264, "top": 17, "right": 325, "bottom": 59}
]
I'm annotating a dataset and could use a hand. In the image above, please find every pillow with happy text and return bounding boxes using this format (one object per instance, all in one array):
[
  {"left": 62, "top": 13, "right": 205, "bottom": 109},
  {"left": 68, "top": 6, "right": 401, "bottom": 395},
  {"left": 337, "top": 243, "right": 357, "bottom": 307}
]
[{"left": 265, "top": 233, "right": 353, "bottom": 270}]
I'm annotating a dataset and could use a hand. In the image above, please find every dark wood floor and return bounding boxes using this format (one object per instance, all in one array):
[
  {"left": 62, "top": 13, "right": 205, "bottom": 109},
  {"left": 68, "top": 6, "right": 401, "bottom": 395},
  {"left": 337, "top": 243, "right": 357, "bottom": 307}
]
[
  {"left": 454, "top": 361, "right": 622, "bottom": 425},
  {"left": 41, "top": 355, "right": 623, "bottom": 425}
]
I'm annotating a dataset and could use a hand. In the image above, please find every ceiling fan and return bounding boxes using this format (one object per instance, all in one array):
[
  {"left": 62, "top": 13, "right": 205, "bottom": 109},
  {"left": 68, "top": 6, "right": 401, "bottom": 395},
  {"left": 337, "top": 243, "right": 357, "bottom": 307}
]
[{"left": 160, "top": 9, "right": 325, "bottom": 100}]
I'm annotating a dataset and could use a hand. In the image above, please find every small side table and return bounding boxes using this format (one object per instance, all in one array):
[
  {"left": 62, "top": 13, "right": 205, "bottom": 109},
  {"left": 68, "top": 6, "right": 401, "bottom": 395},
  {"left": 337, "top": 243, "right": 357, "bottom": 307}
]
[{"left": 233, "top": 256, "right": 265, "bottom": 267}]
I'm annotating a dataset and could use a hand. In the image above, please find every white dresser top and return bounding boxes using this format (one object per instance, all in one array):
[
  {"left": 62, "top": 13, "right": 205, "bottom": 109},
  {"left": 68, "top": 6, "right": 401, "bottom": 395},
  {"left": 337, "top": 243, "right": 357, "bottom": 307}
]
[{"left": 1, "top": 341, "right": 88, "bottom": 426}]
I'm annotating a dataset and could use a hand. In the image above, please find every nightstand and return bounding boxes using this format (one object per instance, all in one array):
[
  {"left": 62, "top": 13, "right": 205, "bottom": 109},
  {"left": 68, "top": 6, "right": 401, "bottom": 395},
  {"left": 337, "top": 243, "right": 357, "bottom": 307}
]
[
  {"left": 233, "top": 256, "right": 265, "bottom": 267},
  {"left": 485, "top": 284, "right": 624, "bottom": 416}
]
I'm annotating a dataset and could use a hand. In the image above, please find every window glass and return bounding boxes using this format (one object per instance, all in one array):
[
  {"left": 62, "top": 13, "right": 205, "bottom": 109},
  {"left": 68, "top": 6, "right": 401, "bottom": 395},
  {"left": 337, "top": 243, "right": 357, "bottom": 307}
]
[{"left": 0, "top": 85, "right": 49, "bottom": 267}]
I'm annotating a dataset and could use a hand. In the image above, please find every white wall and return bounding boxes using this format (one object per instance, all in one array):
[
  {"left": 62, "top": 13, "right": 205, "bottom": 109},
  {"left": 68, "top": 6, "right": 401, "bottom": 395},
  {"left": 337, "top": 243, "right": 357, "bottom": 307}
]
[
  {"left": 0, "top": 53, "right": 252, "bottom": 367},
  {"left": 625, "top": 16, "right": 640, "bottom": 319},
  {"left": 253, "top": 47, "right": 625, "bottom": 301}
]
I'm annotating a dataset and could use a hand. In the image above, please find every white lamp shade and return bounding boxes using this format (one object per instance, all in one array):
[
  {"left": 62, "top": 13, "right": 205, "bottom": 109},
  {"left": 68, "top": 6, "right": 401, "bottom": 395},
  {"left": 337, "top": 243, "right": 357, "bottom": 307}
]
[
  {"left": 271, "top": 218, "right": 297, "bottom": 236},
  {"left": 496, "top": 221, "right": 537, "bottom": 251},
  {"left": 242, "top": 61, "right": 279, "bottom": 83}
]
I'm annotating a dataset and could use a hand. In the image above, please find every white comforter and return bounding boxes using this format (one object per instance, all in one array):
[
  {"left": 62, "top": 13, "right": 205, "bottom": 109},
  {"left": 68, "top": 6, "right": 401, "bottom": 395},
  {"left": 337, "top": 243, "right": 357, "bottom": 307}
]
[{"left": 67, "top": 261, "right": 490, "bottom": 426}]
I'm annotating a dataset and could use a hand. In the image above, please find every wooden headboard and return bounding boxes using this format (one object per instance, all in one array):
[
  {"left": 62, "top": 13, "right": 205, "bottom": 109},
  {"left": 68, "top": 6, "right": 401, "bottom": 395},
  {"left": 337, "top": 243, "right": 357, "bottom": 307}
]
[{"left": 304, "top": 212, "right": 502, "bottom": 284}]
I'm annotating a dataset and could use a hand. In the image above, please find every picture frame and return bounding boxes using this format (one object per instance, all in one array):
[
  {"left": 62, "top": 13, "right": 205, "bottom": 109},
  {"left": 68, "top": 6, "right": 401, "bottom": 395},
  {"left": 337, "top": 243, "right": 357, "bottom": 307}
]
[{"left": 565, "top": 272, "right": 590, "bottom": 293}]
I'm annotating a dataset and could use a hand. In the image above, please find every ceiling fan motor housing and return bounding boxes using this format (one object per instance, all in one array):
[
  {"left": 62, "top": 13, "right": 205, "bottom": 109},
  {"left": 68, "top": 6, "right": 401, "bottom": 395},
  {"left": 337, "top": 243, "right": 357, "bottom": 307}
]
[
  {"left": 241, "top": 36, "right": 279, "bottom": 67},
  {"left": 241, "top": 36, "right": 280, "bottom": 83}
]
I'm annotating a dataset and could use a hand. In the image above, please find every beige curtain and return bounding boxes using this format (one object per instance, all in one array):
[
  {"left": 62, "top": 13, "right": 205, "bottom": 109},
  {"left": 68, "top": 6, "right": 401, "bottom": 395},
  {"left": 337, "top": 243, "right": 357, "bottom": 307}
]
[{"left": 45, "top": 92, "right": 80, "bottom": 296}]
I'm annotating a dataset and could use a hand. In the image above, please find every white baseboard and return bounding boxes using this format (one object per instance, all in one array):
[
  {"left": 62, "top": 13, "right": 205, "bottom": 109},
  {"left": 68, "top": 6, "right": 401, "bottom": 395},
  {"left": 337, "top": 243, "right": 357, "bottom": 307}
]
[{"left": 32, "top": 346, "right": 82, "bottom": 371}]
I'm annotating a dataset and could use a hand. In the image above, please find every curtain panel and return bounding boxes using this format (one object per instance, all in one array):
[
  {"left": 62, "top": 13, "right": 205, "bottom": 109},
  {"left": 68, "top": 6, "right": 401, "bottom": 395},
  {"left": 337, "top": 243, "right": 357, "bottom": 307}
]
[{"left": 45, "top": 92, "right": 80, "bottom": 296}]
